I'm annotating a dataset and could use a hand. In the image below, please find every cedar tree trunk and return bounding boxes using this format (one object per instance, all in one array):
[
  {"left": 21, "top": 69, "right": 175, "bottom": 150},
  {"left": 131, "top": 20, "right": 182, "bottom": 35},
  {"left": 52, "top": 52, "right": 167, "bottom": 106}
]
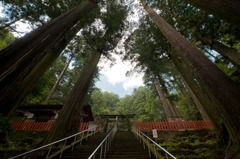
[
  {"left": 199, "top": 35, "right": 240, "bottom": 69},
  {"left": 170, "top": 52, "right": 231, "bottom": 146},
  {"left": 165, "top": 6, "right": 240, "bottom": 69},
  {"left": 141, "top": 0, "right": 240, "bottom": 152},
  {"left": 44, "top": 54, "right": 75, "bottom": 105},
  {"left": 41, "top": 50, "right": 101, "bottom": 145},
  {"left": 174, "top": 63, "right": 210, "bottom": 120},
  {"left": 0, "top": 22, "right": 85, "bottom": 117},
  {"left": 0, "top": 0, "right": 98, "bottom": 115},
  {"left": 157, "top": 74, "right": 182, "bottom": 120},
  {"left": 150, "top": 71, "right": 175, "bottom": 121},
  {"left": 181, "top": 0, "right": 240, "bottom": 27}
]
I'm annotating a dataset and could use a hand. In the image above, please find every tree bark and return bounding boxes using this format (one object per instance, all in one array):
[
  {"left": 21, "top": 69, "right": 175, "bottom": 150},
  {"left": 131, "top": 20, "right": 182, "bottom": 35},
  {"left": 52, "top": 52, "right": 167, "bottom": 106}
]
[
  {"left": 0, "top": 21, "right": 85, "bottom": 117},
  {"left": 43, "top": 54, "right": 75, "bottom": 105},
  {"left": 175, "top": 66, "right": 210, "bottom": 120},
  {"left": 41, "top": 50, "right": 101, "bottom": 145},
  {"left": 170, "top": 52, "right": 233, "bottom": 146},
  {"left": 157, "top": 74, "right": 182, "bottom": 120},
  {"left": 163, "top": 5, "right": 240, "bottom": 68},
  {"left": 150, "top": 71, "right": 175, "bottom": 121},
  {"left": 141, "top": 0, "right": 240, "bottom": 151},
  {"left": 175, "top": 84, "right": 193, "bottom": 109},
  {"left": 185, "top": 81, "right": 210, "bottom": 120},
  {"left": 0, "top": 0, "right": 98, "bottom": 114},
  {"left": 198, "top": 35, "right": 240, "bottom": 69},
  {"left": 181, "top": 0, "right": 240, "bottom": 27}
]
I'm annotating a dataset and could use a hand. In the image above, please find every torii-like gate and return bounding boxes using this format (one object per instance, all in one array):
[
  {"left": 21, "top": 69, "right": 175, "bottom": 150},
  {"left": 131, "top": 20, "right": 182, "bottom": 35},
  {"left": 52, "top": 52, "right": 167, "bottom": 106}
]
[{"left": 100, "top": 114, "right": 135, "bottom": 132}]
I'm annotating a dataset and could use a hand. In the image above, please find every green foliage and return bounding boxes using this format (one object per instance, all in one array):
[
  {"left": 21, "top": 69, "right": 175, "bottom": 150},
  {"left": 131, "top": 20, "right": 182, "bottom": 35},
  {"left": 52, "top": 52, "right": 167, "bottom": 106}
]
[
  {"left": 90, "top": 86, "right": 164, "bottom": 122},
  {"left": 81, "top": 1, "right": 128, "bottom": 56},
  {"left": 1, "top": 0, "right": 80, "bottom": 29},
  {"left": 178, "top": 104, "right": 202, "bottom": 121},
  {"left": 0, "top": 28, "right": 16, "bottom": 49},
  {"left": 0, "top": 131, "right": 47, "bottom": 158},
  {"left": 90, "top": 89, "right": 120, "bottom": 120},
  {"left": 215, "top": 55, "right": 240, "bottom": 86},
  {"left": 0, "top": 114, "right": 13, "bottom": 134},
  {"left": 21, "top": 71, "right": 56, "bottom": 105},
  {"left": 130, "top": 86, "right": 164, "bottom": 122}
]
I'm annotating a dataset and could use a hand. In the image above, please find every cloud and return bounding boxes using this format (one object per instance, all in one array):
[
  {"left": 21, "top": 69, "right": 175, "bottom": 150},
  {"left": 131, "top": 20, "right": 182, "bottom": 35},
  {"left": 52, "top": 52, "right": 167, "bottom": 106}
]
[
  {"left": 123, "top": 74, "right": 144, "bottom": 90},
  {"left": 98, "top": 54, "right": 144, "bottom": 90}
]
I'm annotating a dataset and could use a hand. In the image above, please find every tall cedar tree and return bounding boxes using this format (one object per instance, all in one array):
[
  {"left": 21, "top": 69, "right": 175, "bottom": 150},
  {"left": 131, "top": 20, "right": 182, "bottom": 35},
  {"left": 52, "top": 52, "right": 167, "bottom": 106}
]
[
  {"left": 0, "top": 21, "right": 90, "bottom": 117},
  {"left": 150, "top": 72, "right": 175, "bottom": 121},
  {"left": 181, "top": 0, "right": 240, "bottom": 28},
  {"left": 0, "top": 0, "right": 98, "bottom": 116},
  {"left": 170, "top": 52, "right": 215, "bottom": 122},
  {"left": 159, "top": 5, "right": 240, "bottom": 69},
  {"left": 157, "top": 74, "right": 182, "bottom": 120},
  {"left": 193, "top": 31, "right": 240, "bottom": 69},
  {"left": 41, "top": 50, "right": 101, "bottom": 145},
  {"left": 43, "top": 53, "right": 75, "bottom": 105},
  {"left": 41, "top": 1, "right": 128, "bottom": 144},
  {"left": 140, "top": 0, "right": 240, "bottom": 153}
]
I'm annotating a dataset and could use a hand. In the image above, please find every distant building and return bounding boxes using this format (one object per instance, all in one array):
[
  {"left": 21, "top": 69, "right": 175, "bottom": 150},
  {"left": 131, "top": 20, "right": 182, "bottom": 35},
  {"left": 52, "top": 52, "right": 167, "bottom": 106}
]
[{"left": 11, "top": 105, "right": 94, "bottom": 122}]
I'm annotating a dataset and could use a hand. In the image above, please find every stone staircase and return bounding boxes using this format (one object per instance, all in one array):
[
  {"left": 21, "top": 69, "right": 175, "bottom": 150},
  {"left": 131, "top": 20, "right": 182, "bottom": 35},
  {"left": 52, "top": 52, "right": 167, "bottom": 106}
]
[
  {"left": 105, "top": 131, "right": 155, "bottom": 159},
  {"left": 61, "top": 131, "right": 155, "bottom": 159},
  {"left": 61, "top": 132, "right": 107, "bottom": 159}
]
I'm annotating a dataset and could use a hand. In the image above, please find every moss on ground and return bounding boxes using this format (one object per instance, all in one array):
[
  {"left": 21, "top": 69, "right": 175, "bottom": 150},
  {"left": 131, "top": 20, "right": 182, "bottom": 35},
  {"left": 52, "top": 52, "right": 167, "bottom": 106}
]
[
  {"left": 155, "top": 130, "right": 218, "bottom": 159},
  {"left": 0, "top": 131, "right": 47, "bottom": 158}
]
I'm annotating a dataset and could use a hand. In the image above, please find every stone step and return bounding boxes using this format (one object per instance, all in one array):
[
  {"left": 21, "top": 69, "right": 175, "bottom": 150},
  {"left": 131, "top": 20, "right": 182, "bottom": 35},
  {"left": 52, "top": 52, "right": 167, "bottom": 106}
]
[
  {"left": 61, "top": 132, "right": 107, "bottom": 159},
  {"left": 62, "top": 131, "right": 154, "bottom": 159}
]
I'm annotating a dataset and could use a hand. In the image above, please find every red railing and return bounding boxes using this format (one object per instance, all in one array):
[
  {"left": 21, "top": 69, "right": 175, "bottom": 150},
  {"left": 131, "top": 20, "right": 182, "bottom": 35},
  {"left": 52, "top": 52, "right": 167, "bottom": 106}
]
[
  {"left": 10, "top": 122, "right": 54, "bottom": 131},
  {"left": 133, "top": 120, "right": 214, "bottom": 131},
  {"left": 11, "top": 121, "right": 100, "bottom": 131}
]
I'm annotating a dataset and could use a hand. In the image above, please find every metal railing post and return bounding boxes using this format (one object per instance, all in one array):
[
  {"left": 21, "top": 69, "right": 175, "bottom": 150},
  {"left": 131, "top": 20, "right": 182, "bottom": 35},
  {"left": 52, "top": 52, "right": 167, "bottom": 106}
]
[
  {"left": 166, "top": 153, "right": 169, "bottom": 159},
  {"left": 100, "top": 145, "right": 103, "bottom": 159},
  {"left": 143, "top": 137, "right": 145, "bottom": 149},
  {"left": 86, "top": 131, "right": 89, "bottom": 140},
  {"left": 46, "top": 145, "right": 53, "bottom": 159},
  {"left": 80, "top": 132, "right": 84, "bottom": 145},
  {"left": 154, "top": 144, "right": 157, "bottom": 159},
  {"left": 147, "top": 139, "right": 151, "bottom": 158},
  {"left": 108, "top": 137, "right": 110, "bottom": 150},
  {"left": 71, "top": 136, "right": 77, "bottom": 151},
  {"left": 137, "top": 130, "right": 139, "bottom": 140},
  {"left": 104, "top": 139, "right": 107, "bottom": 158},
  {"left": 139, "top": 133, "right": 142, "bottom": 144},
  {"left": 59, "top": 140, "right": 67, "bottom": 159}
]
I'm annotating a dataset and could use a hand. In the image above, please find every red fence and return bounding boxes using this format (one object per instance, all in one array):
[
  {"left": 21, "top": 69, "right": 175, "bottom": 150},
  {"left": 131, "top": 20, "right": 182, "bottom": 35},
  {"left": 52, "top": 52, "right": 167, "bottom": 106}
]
[
  {"left": 133, "top": 120, "right": 214, "bottom": 131},
  {"left": 10, "top": 122, "right": 54, "bottom": 131},
  {"left": 11, "top": 121, "right": 99, "bottom": 131}
]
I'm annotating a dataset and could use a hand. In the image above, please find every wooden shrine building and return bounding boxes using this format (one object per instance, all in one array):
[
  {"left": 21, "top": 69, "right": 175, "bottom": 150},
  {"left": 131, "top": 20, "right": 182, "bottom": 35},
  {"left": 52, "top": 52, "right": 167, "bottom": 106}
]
[{"left": 12, "top": 104, "right": 94, "bottom": 123}]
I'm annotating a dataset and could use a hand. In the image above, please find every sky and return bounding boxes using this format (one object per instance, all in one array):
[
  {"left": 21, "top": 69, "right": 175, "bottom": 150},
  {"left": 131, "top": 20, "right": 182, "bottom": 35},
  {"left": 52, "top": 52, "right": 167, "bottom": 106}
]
[{"left": 96, "top": 53, "right": 144, "bottom": 98}]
